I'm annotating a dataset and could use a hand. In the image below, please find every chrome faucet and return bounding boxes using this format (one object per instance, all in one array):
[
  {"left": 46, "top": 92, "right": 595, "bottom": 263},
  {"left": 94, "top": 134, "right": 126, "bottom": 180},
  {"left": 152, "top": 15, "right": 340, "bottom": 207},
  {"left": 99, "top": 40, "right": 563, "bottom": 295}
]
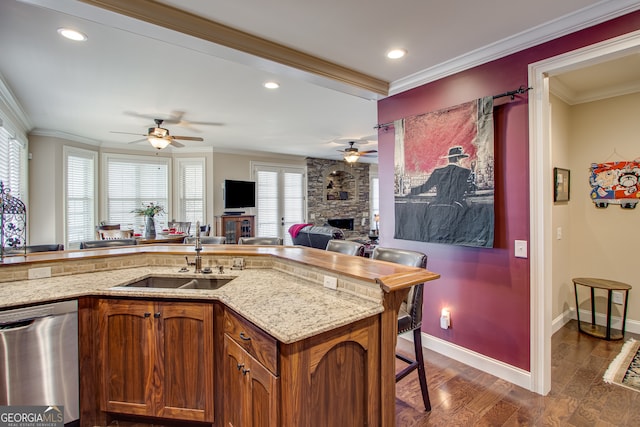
[{"left": 194, "top": 220, "right": 202, "bottom": 273}]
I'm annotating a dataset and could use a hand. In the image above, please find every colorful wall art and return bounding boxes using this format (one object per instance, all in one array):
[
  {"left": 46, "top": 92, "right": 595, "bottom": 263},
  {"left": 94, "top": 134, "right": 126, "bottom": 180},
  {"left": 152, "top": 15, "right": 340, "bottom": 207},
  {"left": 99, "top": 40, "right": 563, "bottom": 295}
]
[{"left": 590, "top": 160, "right": 640, "bottom": 209}]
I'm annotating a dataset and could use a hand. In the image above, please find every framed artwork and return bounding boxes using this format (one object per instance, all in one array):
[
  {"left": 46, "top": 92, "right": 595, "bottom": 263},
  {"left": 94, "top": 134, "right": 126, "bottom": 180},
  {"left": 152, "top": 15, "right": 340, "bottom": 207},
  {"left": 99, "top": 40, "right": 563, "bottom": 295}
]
[{"left": 554, "top": 167, "right": 570, "bottom": 202}]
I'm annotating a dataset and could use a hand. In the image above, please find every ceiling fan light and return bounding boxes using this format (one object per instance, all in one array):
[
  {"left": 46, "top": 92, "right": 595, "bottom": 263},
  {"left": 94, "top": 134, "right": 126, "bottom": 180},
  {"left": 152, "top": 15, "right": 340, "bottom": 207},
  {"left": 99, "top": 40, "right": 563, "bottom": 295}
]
[
  {"left": 148, "top": 136, "right": 170, "bottom": 149},
  {"left": 344, "top": 152, "right": 360, "bottom": 163}
]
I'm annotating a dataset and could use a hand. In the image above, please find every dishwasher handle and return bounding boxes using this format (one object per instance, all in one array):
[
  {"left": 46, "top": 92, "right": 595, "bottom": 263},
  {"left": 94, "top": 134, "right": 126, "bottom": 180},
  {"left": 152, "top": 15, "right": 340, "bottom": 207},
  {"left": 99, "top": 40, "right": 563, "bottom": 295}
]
[{"left": 0, "top": 319, "right": 36, "bottom": 331}]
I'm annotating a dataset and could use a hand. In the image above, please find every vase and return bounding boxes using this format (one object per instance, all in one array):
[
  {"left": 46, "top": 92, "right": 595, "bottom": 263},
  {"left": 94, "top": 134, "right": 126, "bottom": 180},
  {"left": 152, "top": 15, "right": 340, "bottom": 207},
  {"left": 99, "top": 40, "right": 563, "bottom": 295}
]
[{"left": 144, "top": 216, "right": 156, "bottom": 238}]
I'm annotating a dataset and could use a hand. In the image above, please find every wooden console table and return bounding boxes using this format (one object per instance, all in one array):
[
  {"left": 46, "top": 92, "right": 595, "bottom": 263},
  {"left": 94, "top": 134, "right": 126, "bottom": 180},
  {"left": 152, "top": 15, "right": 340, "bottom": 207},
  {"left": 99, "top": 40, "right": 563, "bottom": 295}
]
[
  {"left": 572, "top": 277, "right": 632, "bottom": 340},
  {"left": 215, "top": 215, "right": 255, "bottom": 244}
]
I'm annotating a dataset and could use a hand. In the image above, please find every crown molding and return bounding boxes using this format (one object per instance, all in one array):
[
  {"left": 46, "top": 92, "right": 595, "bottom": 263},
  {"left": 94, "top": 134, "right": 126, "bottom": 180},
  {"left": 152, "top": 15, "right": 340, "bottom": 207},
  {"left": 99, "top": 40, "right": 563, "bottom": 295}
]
[
  {"left": 390, "top": 0, "right": 640, "bottom": 95},
  {"left": 29, "top": 128, "right": 103, "bottom": 146},
  {"left": 551, "top": 77, "right": 640, "bottom": 105},
  {"left": 0, "top": 73, "right": 32, "bottom": 133}
]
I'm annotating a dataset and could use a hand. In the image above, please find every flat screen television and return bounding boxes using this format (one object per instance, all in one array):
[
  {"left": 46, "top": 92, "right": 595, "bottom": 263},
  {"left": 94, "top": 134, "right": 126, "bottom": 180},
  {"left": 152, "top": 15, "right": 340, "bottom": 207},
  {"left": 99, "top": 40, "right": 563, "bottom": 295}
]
[{"left": 224, "top": 179, "right": 256, "bottom": 210}]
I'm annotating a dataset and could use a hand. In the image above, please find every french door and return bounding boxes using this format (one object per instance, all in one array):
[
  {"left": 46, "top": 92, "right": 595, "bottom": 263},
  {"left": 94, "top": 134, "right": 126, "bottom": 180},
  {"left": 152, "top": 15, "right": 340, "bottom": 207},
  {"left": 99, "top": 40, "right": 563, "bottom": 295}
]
[{"left": 253, "top": 163, "right": 306, "bottom": 245}]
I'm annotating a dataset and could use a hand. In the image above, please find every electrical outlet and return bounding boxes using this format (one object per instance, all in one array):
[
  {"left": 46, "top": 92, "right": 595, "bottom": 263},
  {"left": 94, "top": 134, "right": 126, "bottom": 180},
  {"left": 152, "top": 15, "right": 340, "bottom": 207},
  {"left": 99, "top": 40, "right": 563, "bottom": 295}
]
[
  {"left": 440, "top": 309, "right": 450, "bottom": 329},
  {"left": 232, "top": 257, "right": 245, "bottom": 270},
  {"left": 28, "top": 267, "right": 51, "bottom": 279},
  {"left": 323, "top": 275, "right": 337, "bottom": 290},
  {"left": 612, "top": 291, "right": 624, "bottom": 305}
]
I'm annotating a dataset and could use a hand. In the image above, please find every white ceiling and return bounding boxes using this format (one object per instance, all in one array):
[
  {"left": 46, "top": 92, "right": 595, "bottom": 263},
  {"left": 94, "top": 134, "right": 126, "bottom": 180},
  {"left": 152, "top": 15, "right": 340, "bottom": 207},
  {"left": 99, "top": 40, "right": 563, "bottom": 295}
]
[{"left": 1, "top": 0, "right": 639, "bottom": 160}]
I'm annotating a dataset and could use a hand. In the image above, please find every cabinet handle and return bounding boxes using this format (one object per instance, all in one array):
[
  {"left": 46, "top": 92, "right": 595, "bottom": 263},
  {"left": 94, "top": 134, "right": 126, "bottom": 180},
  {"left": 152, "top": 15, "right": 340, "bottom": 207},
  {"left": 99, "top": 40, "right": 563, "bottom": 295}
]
[
  {"left": 144, "top": 312, "right": 151, "bottom": 318},
  {"left": 241, "top": 368, "right": 250, "bottom": 375},
  {"left": 154, "top": 312, "right": 161, "bottom": 318},
  {"left": 236, "top": 363, "right": 244, "bottom": 371},
  {"left": 239, "top": 332, "right": 251, "bottom": 341}
]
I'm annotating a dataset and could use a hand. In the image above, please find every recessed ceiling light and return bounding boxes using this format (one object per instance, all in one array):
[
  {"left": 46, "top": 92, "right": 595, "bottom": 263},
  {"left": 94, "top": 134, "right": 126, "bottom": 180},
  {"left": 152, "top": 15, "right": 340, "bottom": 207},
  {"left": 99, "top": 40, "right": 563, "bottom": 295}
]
[
  {"left": 386, "top": 49, "right": 407, "bottom": 59},
  {"left": 264, "top": 81, "right": 280, "bottom": 89},
  {"left": 57, "top": 28, "right": 87, "bottom": 42}
]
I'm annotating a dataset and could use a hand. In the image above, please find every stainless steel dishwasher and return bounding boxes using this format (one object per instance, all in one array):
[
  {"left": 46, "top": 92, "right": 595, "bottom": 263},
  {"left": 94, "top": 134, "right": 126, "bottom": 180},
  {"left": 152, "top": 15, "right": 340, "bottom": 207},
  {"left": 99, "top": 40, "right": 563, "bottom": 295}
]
[{"left": 0, "top": 300, "right": 79, "bottom": 425}]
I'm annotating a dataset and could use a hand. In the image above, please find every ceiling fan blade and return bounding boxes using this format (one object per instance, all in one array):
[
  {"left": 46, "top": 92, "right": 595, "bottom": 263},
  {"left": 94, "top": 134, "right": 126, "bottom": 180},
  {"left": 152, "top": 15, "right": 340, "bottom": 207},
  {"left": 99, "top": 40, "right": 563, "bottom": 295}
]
[
  {"left": 169, "top": 140, "right": 185, "bottom": 148},
  {"left": 110, "top": 131, "right": 146, "bottom": 136},
  {"left": 127, "top": 138, "right": 147, "bottom": 144},
  {"left": 172, "top": 135, "right": 204, "bottom": 141},
  {"left": 360, "top": 150, "right": 378, "bottom": 155}
]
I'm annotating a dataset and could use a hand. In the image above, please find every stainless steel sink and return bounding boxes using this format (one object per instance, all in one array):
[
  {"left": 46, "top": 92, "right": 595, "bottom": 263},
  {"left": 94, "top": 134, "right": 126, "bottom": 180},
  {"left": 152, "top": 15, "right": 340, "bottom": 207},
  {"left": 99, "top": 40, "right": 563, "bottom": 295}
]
[{"left": 117, "top": 276, "right": 233, "bottom": 290}]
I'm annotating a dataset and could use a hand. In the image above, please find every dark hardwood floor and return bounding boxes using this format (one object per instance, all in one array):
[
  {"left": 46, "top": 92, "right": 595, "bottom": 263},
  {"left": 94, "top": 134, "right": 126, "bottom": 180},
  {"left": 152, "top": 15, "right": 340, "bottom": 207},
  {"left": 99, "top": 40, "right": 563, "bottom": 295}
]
[{"left": 395, "top": 320, "right": 640, "bottom": 426}]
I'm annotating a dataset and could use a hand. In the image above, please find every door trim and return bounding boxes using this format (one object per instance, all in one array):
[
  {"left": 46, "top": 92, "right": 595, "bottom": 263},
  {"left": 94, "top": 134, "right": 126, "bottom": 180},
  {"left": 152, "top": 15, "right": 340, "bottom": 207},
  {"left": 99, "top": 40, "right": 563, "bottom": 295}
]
[{"left": 528, "top": 28, "right": 640, "bottom": 395}]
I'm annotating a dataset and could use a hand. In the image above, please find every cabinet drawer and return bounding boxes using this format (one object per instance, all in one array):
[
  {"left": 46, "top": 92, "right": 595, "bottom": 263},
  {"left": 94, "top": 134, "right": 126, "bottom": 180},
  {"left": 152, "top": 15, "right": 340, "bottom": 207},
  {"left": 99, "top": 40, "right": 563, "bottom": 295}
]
[{"left": 224, "top": 309, "right": 278, "bottom": 374}]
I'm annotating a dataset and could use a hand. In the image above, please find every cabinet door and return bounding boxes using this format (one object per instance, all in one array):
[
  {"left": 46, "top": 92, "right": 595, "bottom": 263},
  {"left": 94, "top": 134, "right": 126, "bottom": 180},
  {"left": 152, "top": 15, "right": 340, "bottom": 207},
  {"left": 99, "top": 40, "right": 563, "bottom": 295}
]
[
  {"left": 98, "top": 299, "right": 155, "bottom": 416},
  {"left": 224, "top": 336, "right": 279, "bottom": 427},
  {"left": 224, "top": 335, "right": 246, "bottom": 427},
  {"left": 157, "top": 302, "right": 214, "bottom": 422},
  {"left": 247, "top": 348, "right": 279, "bottom": 427}
]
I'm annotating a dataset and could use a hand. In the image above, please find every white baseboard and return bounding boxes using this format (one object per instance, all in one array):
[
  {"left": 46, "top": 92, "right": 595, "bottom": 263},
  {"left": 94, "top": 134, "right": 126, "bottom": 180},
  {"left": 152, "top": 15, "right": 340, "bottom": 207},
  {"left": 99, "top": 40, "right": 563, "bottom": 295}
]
[
  {"left": 404, "top": 311, "right": 640, "bottom": 394},
  {"left": 552, "top": 308, "right": 640, "bottom": 335},
  {"left": 400, "top": 332, "right": 532, "bottom": 391}
]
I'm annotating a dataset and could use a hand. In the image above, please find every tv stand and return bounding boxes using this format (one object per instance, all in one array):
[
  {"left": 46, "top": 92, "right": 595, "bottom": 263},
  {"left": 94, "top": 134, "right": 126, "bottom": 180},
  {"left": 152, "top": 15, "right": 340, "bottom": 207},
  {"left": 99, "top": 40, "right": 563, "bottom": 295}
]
[{"left": 216, "top": 215, "right": 255, "bottom": 244}]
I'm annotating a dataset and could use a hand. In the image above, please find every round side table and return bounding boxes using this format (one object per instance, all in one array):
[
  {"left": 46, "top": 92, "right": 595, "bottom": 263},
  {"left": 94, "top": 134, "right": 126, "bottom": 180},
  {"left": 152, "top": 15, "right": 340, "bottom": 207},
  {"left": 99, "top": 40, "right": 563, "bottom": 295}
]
[{"left": 572, "top": 277, "right": 632, "bottom": 340}]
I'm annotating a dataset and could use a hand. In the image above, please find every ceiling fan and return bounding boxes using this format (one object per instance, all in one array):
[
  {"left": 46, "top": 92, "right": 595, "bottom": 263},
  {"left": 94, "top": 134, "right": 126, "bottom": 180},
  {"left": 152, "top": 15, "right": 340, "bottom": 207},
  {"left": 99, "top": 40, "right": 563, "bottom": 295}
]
[
  {"left": 337, "top": 141, "right": 377, "bottom": 163},
  {"left": 124, "top": 110, "right": 223, "bottom": 132},
  {"left": 111, "top": 119, "right": 204, "bottom": 150}
]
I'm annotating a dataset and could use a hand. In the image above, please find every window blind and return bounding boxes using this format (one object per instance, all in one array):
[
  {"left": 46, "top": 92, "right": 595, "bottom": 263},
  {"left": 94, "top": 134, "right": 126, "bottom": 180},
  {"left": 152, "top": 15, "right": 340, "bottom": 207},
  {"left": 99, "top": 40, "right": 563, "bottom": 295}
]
[
  {"left": 0, "top": 126, "right": 23, "bottom": 199},
  {"left": 371, "top": 177, "right": 379, "bottom": 223},
  {"left": 256, "top": 169, "right": 279, "bottom": 237},
  {"left": 105, "top": 155, "right": 169, "bottom": 230},
  {"left": 177, "top": 159, "right": 204, "bottom": 225},
  {"left": 255, "top": 164, "right": 305, "bottom": 244},
  {"left": 65, "top": 147, "right": 97, "bottom": 248},
  {"left": 283, "top": 171, "right": 304, "bottom": 244}
]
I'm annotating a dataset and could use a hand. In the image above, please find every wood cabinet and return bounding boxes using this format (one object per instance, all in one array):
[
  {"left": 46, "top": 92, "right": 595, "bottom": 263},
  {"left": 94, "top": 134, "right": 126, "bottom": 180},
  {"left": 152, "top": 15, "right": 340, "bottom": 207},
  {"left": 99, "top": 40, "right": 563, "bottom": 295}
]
[
  {"left": 98, "top": 299, "right": 214, "bottom": 422},
  {"left": 224, "top": 336, "right": 279, "bottom": 427},
  {"left": 216, "top": 215, "right": 255, "bottom": 244},
  {"left": 223, "top": 309, "right": 279, "bottom": 427},
  {"left": 223, "top": 308, "right": 379, "bottom": 426}
]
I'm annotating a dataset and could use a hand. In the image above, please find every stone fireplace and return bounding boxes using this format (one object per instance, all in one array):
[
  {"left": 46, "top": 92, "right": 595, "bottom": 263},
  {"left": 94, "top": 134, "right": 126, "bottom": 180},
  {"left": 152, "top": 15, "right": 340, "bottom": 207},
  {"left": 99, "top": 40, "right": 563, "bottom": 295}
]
[{"left": 306, "top": 158, "right": 370, "bottom": 237}]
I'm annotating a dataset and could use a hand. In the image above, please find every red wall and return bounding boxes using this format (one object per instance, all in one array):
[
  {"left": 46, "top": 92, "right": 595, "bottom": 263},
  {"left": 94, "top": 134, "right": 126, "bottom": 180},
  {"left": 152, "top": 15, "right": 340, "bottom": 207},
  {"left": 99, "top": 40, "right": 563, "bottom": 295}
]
[{"left": 377, "top": 11, "right": 640, "bottom": 370}]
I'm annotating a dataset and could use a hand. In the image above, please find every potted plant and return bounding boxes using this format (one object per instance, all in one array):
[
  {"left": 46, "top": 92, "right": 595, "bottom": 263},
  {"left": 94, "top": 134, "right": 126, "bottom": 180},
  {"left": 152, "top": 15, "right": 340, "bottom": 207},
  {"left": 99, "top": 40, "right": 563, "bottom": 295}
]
[{"left": 132, "top": 202, "right": 165, "bottom": 238}]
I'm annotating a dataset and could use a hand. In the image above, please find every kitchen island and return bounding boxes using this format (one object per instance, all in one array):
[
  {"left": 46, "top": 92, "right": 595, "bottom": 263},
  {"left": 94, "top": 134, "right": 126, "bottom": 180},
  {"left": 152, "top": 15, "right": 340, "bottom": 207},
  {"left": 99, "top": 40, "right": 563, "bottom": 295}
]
[{"left": 0, "top": 244, "right": 439, "bottom": 427}]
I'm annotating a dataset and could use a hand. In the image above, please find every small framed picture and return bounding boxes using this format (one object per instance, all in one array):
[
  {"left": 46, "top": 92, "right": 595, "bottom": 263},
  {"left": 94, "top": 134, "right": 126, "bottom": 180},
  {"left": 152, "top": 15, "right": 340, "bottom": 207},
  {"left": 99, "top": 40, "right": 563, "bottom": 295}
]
[{"left": 554, "top": 167, "right": 570, "bottom": 202}]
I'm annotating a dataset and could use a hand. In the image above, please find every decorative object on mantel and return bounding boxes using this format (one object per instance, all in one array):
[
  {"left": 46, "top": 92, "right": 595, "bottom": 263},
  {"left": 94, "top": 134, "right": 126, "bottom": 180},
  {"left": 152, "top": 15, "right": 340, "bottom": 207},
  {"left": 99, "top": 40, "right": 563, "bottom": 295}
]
[
  {"left": 0, "top": 181, "right": 27, "bottom": 259},
  {"left": 131, "top": 202, "right": 165, "bottom": 238},
  {"left": 589, "top": 160, "right": 640, "bottom": 209},
  {"left": 553, "top": 167, "right": 570, "bottom": 202},
  {"left": 393, "top": 96, "right": 495, "bottom": 248},
  {"left": 604, "top": 338, "right": 640, "bottom": 393}
]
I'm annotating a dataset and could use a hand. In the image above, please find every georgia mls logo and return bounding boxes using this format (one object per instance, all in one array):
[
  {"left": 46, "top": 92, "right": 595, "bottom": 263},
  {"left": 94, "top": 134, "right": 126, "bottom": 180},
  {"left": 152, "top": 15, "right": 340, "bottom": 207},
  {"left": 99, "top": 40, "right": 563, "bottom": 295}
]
[{"left": 0, "top": 405, "right": 64, "bottom": 427}]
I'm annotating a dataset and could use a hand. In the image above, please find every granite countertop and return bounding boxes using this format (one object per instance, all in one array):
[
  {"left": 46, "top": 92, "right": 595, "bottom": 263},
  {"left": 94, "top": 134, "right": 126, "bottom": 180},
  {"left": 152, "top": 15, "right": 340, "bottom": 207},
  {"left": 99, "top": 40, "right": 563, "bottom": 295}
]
[{"left": 0, "top": 266, "right": 382, "bottom": 344}]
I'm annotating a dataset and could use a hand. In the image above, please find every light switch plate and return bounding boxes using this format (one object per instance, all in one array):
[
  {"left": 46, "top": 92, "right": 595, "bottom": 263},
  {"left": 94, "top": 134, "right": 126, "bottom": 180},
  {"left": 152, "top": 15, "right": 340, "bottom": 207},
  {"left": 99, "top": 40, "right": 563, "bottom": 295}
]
[{"left": 515, "top": 240, "right": 528, "bottom": 258}]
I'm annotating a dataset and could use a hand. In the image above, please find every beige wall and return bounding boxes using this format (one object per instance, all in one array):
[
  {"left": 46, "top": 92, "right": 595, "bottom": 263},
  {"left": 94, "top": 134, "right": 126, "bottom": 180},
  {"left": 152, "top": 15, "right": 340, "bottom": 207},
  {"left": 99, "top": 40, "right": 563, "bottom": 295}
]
[
  {"left": 551, "top": 91, "right": 640, "bottom": 325},
  {"left": 550, "top": 94, "right": 573, "bottom": 321},
  {"left": 28, "top": 134, "right": 306, "bottom": 245}
]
